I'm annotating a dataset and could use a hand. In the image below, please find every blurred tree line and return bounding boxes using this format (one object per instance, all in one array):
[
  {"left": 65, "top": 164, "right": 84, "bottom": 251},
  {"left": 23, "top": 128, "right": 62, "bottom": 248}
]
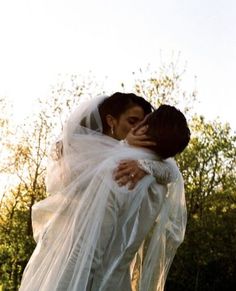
[{"left": 0, "top": 64, "right": 235, "bottom": 290}]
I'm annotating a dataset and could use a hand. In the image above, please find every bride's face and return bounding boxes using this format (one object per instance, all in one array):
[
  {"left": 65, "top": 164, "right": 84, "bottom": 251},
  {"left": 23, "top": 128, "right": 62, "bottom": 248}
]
[{"left": 113, "top": 106, "right": 145, "bottom": 140}]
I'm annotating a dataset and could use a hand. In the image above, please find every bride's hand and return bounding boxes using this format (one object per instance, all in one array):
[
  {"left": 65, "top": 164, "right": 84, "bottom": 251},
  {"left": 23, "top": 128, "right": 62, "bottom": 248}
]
[
  {"left": 113, "top": 160, "right": 148, "bottom": 190},
  {"left": 125, "top": 126, "right": 156, "bottom": 148}
]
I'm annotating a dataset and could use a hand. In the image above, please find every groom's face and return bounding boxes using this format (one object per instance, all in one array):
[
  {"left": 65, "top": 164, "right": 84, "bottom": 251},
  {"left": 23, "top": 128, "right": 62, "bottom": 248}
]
[{"left": 114, "top": 106, "right": 145, "bottom": 140}]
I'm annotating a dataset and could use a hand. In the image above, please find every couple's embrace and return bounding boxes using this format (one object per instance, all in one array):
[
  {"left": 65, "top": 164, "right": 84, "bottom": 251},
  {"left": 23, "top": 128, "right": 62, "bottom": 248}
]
[{"left": 20, "top": 92, "right": 190, "bottom": 291}]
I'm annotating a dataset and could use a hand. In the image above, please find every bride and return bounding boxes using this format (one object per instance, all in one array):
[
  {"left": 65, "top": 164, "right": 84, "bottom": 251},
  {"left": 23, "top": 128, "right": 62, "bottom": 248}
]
[{"left": 19, "top": 93, "right": 190, "bottom": 291}]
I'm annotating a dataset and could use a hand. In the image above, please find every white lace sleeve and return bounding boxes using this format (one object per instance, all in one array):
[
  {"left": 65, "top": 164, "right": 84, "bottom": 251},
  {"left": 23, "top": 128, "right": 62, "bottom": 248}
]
[{"left": 137, "top": 158, "right": 179, "bottom": 184}]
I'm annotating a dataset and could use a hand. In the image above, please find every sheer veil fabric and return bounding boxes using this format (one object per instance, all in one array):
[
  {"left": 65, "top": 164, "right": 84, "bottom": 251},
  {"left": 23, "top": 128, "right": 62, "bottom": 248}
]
[{"left": 19, "top": 96, "right": 187, "bottom": 291}]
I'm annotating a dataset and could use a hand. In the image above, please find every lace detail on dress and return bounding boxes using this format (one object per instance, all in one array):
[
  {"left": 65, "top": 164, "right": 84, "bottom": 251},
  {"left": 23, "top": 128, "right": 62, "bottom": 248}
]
[{"left": 137, "top": 159, "right": 179, "bottom": 184}]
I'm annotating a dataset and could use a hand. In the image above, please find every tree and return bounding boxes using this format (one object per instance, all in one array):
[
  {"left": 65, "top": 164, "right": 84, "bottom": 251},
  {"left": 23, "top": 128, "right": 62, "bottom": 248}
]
[
  {"left": 166, "top": 116, "right": 236, "bottom": 291},
  {"left": 0, "top": 74, "right": 103, "bottom": 289},
  {"left": 131, "top": 60, "right": 197, "bottom": 114},
  {"left": 0, "top": 114, "right": 49, "bottom": 289}
]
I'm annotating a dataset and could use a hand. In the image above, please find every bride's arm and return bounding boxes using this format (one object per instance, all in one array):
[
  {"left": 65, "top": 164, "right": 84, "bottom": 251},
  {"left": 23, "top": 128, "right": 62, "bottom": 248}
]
[
  {"left": 114, "top": 158, "right": 179, "bottom": 189},
  {"left": 138, "top": 158, "right": 179, "bottom": 184},
  {"left": 115, "top": 126, "right": 179, "bottom": 188}
]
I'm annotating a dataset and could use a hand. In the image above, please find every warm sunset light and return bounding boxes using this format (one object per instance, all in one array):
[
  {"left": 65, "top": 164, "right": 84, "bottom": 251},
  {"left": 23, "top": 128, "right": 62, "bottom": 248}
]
[
  {"left": 0, "top": 1, "right": 235, "bottom": 290},
  {"left": 0, "top": 0, "right": 235, "bottom": 130}
]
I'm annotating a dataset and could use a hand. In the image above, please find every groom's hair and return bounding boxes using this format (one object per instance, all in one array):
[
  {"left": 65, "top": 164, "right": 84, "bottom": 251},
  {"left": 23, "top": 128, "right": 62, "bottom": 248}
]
[
  {"left": 98, "top": 92, "right": 153, "bottom": 133},
  {"left": 146, "top": 105, "right": 191, "bottom": 159}
]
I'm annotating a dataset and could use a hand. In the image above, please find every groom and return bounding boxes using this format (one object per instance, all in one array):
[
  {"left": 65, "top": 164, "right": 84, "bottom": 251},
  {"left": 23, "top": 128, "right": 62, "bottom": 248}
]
[{"left": 87, "top": 102, "right": 190, "bottom": 291}]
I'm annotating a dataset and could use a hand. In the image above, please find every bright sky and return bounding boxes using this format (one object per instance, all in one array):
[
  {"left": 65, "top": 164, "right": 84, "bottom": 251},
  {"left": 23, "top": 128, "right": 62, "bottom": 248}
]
[{"left": 0, "top": 0, "right": 235, "bottom": 130}]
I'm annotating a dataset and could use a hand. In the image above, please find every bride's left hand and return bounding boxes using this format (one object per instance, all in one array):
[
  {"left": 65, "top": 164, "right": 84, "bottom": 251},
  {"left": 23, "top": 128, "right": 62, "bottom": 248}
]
[{"left": 113, "top": 160, "right": 148, "bottom": 190}]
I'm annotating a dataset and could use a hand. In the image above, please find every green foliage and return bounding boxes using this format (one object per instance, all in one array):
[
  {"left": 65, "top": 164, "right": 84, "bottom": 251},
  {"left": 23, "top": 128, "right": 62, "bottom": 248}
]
[
  {"left": 0, "top": 186, "right": 38, "bottom": 290},
  {"left": 0, "top": 99, "right": 48, "bottom": 290},
  {"left": 166, "top": 116, "right": 236, "bottom": 291}
]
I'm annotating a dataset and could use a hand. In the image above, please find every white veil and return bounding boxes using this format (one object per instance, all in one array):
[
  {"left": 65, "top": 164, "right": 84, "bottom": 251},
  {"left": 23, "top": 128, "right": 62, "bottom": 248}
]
[{"left": 20, "top": 96, "right": 187, "bottom": 291}]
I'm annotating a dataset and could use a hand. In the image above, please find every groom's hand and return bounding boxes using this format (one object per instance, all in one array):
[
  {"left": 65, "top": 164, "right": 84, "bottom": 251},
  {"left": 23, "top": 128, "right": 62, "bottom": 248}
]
[{"left": 113, "top": 160, "right": 148, "bottom": 190}]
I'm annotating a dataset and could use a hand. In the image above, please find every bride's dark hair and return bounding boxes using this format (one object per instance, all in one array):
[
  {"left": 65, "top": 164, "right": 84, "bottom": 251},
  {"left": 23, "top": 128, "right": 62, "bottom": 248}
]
[
  {"left": 98, "top": 92, "right": 153, "bottom": 134},
  {"left": 146, "top": 105, "right": 191, "bottom": 159}
]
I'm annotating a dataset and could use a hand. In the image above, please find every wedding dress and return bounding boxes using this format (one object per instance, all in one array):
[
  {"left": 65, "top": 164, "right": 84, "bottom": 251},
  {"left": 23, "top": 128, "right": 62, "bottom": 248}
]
[{"left": 19, "top": 96, "right": 186, "bottom": 291}]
